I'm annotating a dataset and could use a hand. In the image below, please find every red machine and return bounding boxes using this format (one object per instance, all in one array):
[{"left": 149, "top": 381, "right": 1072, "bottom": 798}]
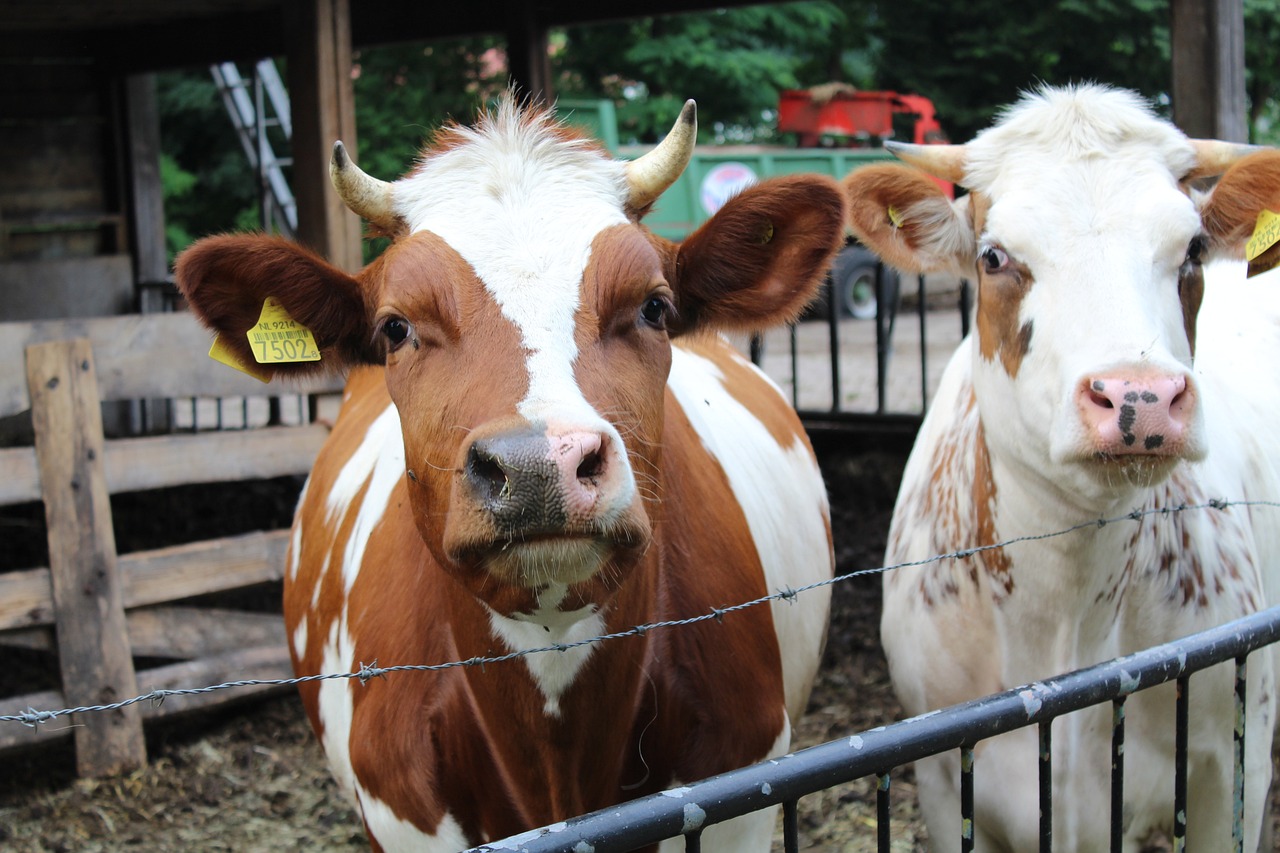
[
  {"left": 778, "top": 87, "right": 953, "bottom": 200},
  {"left": 777, "top": 88, "right": 949, "bottom": 147}
]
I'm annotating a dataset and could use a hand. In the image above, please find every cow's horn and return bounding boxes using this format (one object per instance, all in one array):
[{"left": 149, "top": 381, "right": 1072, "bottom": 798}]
[
  {"left": 625, "top": 100, "right": 697, "bottom": 210},
  {"left": 330, "top": 141, "right": 398, "bottom": 230},
  {"left": 884, "top": 141, "right": 967, "bottom": 184},
  {"left": 1185, "top": 139, "right": 1263, "bottom": 180}
]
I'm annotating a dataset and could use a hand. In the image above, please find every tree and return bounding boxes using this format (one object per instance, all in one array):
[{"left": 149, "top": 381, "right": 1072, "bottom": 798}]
[{"left": 553, "top": 3, "right": 849, "bottom": 143}]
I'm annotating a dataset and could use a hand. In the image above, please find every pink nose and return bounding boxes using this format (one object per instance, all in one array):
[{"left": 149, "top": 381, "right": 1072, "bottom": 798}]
[
  {"left": 547, "top": 431, "right": 609, "bottom": 518},
  {"left": 464, "top": 427, "right": 619, "bottom": 533},
  {"left": 1077, "top": 373, "right": 1195, "bottom": 456}
]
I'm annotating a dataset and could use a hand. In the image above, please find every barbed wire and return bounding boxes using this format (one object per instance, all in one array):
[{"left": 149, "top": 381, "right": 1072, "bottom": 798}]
[{"left": 4, "top": 497, "right": 1278, "bottom": 730}]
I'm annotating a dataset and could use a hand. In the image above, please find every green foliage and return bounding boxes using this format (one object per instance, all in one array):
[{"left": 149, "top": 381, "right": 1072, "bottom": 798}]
[
  {"left": 554, "top": 4, "right": 848, "bottom": 142},
  {"left": 156, "top": 70, "right": 259, "bottom": 259},
  {"left": 865, "top": 0, "right": 1169, "bottom": 141},
  {"left": 351, "top": 37, "right": 506, "bottom": 180},
  {"left": 154, "top": 1, "right": 1280, "bottom": 264},
  {"left": 1246, "top": 0, "right": 1280, "bottom": 143}
]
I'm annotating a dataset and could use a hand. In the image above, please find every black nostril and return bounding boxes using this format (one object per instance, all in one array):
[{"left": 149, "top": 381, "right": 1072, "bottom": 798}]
[
  {"left": 576, "top": 448, "right": 604, "bottom": 481},
  {"left": 466, "top": 443, "right": 509, "bottom": 502}
]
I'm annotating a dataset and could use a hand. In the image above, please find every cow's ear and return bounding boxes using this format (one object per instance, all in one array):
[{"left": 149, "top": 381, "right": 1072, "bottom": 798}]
[
  {"left": 1199, "top": 149, "right": 1280, "bottom": 273},
  {"left": 842, "top": 163, "right": 974, "bottom": 276},
  {"left": 174, "top": 234, "right": 379, "bottom": 379},
  {"left": 666, "top": 175, "right": 845, "bottom": 334}
]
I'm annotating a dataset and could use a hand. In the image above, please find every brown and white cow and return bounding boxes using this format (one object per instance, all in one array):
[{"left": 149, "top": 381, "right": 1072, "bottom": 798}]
[
  {"left": 175, "top": 97, "right": 842, "bottom": 852},
  {"left": 843, "top": 84, "right": 1280, "bottom": 851}
]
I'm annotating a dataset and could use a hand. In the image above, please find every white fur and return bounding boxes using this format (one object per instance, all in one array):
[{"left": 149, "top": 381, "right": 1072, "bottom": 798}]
[
  {"left": 486, "top": 589, "right": 607, "bottom": 717},
  {"left": 667, "top": 343, "right": 834, "bottom": 722},
  {"left": 357, "top": 791, "right": 469, "bottom": 853},
  {"left": 394, "top": 101, "right": 639, "bottom": 532},
  {"left": 880, "top": 86, "right": 1279, "bottom": 851}
]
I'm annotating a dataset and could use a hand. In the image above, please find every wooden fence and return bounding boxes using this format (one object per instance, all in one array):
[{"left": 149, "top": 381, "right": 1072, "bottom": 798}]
[{"left": 0, "top": 312, "right": 345, "bottom": 777}]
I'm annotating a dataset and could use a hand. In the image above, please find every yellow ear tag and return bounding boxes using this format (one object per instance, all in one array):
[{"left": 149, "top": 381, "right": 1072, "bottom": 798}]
[
  {"left": 1245, "top": 209, "right": 1280, "bottom": 262},
  {"left": 887, "top": 205, "right": 904, "bottom": 229},
  {"left": 246, "top": 297, "right": 322, "bottom": 364},
  {"left": 208, "top": 335, "right": 271, "bottom": 383}
]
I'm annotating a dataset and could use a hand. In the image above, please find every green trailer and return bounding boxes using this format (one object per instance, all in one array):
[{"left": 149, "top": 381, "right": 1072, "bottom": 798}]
[{"left": 559, "top": 99, "right": 900, "bottom": 319}]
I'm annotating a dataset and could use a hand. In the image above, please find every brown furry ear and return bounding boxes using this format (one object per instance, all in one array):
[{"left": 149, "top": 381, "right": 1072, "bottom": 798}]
[
  {"left": 174, "top": 234, "right": 379, "bottom": 379},
  {"left": 1200, "top": 150, "right": 1280, "bottom": 264},
  {"left": 668, "top": 174, "right": 846, "bottom": 334},
  {"left": 842, "top": 163, "right": 973, "bottom": 274}
]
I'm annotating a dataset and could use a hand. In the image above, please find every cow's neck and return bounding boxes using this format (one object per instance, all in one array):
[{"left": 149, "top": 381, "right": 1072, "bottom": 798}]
[
  {"left": 970, "top": 407, "right": 1162, "bottom": 683},
  {"left": 460, "top": 559, "right": 660, "bottom": 811}
]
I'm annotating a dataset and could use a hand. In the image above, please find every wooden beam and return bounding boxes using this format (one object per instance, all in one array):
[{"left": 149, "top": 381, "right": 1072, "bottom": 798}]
[
  {"left": 504, "top": 0, "right": 554, "bottom": 105},
  {"left": 123, "top": 74, "right": 168, "bottom": 286},
  {"left": 0, "top": 529, "right": 292, "bottom": 632},
  {"left": 1, "top": 608, "right": 285, "bottom": 659},
  {"left": 286, "top": 0, "right": 363, "bottom": 272},
  {"left": 1170, "top": 0, "right": 1246, "bottom": 141},
  {"left": 0, "top": 312, "right": 346, "bottom": 420},
  {"left": 25, "top": 339, "right": 146, "bottom": 777},
  {"left": 0, "top": 644, "right": 295, "bottom": 753}
]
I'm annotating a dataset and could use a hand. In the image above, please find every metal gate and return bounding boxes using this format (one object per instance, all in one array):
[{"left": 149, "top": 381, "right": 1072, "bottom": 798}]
[{"left": 472, "top": 606, "right": 1280, "bottom": 853}]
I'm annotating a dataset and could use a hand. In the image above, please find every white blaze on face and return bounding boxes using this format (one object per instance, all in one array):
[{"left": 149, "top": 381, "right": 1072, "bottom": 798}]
[{"left": 394, "top": 106, "right": 631, "bottom": 428}]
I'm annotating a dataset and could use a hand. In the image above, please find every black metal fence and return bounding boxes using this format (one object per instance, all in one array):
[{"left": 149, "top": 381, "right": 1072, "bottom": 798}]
[
  {"left": 471, "top": 606, "right": 1280, "bottom": 853},
  {"left": 753, "top": 261, "right": 974, "bottom": 440}
]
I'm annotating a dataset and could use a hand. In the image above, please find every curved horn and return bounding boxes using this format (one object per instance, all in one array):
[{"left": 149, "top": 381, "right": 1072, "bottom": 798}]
[
  {"left": 330, "top": 141, "right": 398, "bottom": 230},
  {"left": 625, "top": 100, "right": 697, "bottom": 210},
  {"left": 1185, "top": 139, "right": 1264, "bottom": 180},
  {"left": 884, "top": 141, "right": 967, "bottom": 184}
]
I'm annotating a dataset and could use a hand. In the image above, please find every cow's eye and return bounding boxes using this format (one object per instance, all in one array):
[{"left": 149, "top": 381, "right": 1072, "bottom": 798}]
[
  {"left": 980, "top": 246, "right": 1010, "bottom": 275},
  {"left": 640, "top": 295, "right": 672, "bottom": 330},
  {"left": 381, "top": 317, "right": 411, "bottom": 350},
  {"left": 1185, "top": 235, "right": 1207, "bottom": 266}
]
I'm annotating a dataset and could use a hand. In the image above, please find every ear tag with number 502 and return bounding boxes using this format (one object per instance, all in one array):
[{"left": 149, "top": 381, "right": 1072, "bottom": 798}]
[{"left": 247, "top": 297, "right": 321, "bottom": 364}]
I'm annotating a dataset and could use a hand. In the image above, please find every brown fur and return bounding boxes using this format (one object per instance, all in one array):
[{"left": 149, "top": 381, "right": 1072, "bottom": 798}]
[
  {"left": 178, "top": 133, "right": 842, "bottom": 848},
  {"left": 671, "top": 174, "right": 846, "bottom": 332}
]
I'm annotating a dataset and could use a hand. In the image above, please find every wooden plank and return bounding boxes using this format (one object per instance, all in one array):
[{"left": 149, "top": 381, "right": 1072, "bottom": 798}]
[
  {"left": 0, "top": 529, "right": 291, "bottom": 632},
  {"left": 123, "top": 74, "right": 168, "bottom": 285},
  {"left": 0, "top": 313, "right": 348, "bottom": 418},
  {"left": 0, "top": 445, "right": 40, "bottom": 506},
  {"left": 1, "top": 608, "right": 285, "bottom": 659},
  {"left": 0, "top": 567, "right": 56, "bottom": 631},
  {"left": 1170, "top": 0, "right": 1247, "bottom": 141},
  {"left": 102, "top": 422, "right": 329, "bottom": 494},
  {"left": 287, "top": 0, "right": 363, "bottom": 272},
  {"left": 0, "top": 644, "right": 295, "bottom": 753},
  {"left": 26, "top": 338, "right": 146, "bottom": 776},
  {"left": 1, "top": 420, "right": 327, "bottom": 507},
  {"left": 125, "top": 607, "right": 286, "bottom": 659},
  {"left": 121, "top": 529, "right": 291, "bottom": 609}
]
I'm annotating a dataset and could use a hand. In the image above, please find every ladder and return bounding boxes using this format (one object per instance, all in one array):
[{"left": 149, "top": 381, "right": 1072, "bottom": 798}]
[{"left": 209, "top": 60, "right": 297, "bottom": 237}]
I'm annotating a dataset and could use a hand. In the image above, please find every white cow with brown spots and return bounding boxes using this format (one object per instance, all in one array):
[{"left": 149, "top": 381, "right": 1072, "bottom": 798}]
[{"left": 843, "top": 84, "right": 1280, "bottom": 851}]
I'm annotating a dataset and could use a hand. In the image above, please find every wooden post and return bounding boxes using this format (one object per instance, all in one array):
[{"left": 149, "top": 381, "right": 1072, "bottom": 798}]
[
  {"left": 505, "top": 0, "right": 554, "bottom": 106},
  {"left": 287, "top": 0, "right": 363, "bottom": 273},
  {"left": 1170, "top": 0, "right": 1247, "bottom": 141},
  {"left": 26, "top": 339, "right": 146, "bottom": 777},
  {"left": 123, "top": 74, "right": 168, "bottom": 288}
]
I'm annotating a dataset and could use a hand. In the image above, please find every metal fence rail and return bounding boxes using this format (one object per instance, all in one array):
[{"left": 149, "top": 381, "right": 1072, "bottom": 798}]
[{"left": 472, "top": 605, "right": 1280, "bottom": 853}]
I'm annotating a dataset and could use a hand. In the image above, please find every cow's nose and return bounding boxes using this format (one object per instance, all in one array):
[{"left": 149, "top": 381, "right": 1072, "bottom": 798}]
[
  {"left": 1077, "top": 372, "right": 1195, "bottom": 455},
  {"left": 464, "top": 428, "right": 613, "bottom": 532}
]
